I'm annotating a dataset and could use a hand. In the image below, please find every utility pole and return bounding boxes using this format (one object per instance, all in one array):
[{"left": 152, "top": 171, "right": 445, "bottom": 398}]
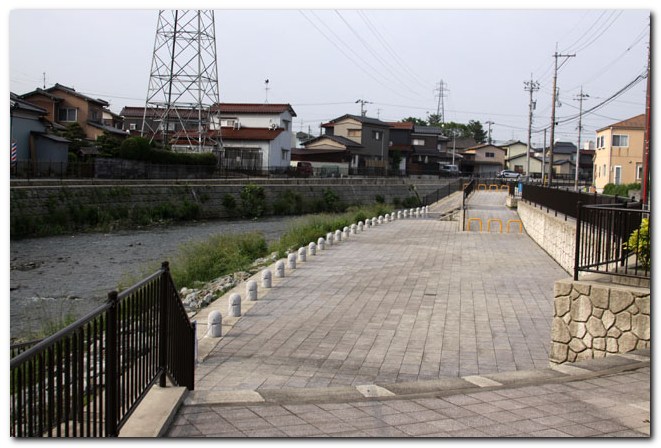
[
  {"left": 574, "top": 87, "right": 589, "bottom": 191},
  {"left": 542, "top": 128, "right": 547, "bottom": 184},
  {"left": 524, "top": 75, "right": 540, "bottom": 178},
  {"left": 642, "top": 15, "right": 651, "bottom": 206},
  {"left": 435, "top": 80, "right": 449, "bottom": 123},
  {"left": 548, "top": 46, "right": 576, "bottom": 185},
  {"left": 485, "top": 121, "right": 494, "bottom": 144},
  {"left": 264, "top": 79, "right": 270, "bottom": 103},
  {"left": 356, "top": 99, "right": 371, "bottom": 117}
]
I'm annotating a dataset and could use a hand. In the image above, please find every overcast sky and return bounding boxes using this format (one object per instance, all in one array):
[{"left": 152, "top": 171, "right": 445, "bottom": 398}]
[{"left": 5, "top": 2, "right": 653, "bottom": 147}]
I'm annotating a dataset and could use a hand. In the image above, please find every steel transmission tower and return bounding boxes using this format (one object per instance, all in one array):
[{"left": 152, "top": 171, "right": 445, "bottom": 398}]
[{"left": 142, "top": 10, "right": 221, "bottom": 152}]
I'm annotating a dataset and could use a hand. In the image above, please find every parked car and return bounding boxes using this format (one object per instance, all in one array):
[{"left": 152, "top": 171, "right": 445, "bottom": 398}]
[
  {"left": 497, "top": 170, "right": 521, "bottom": 179},
  {"left": 440, "top": 164, "right": 460, "bottom": 176},
  {"left": 290, "top": 161, "right": 313, "bottom": 177}
]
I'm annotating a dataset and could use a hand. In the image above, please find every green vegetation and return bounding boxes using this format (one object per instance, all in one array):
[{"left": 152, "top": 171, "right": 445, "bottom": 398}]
[
  {"left": 603, "top": 183, "right": 641, "bottom": 198},
  {"left": 240, "top": 183, "right": 267, "bottom": 218},
  {"left": 624, "top": 217, "right": 650, "bottom": 270},
  {"left": 169, "top": 232, "right": 269, "bottom": 288},
  {"left": 269, "top": 204, "right": 393, "bottom": 258},
  {"left": 118, "top": 136, "right": 217, "bottom": 166}
]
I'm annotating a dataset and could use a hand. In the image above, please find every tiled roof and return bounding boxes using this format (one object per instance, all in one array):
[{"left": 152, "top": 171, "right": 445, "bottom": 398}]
[
  {"left": 10, "top": 92, "right": 48, "bottom": 115},
  {"left": 211, "top": 103, "right": 297, "bottom": 117},
  {"left": 387, "top": 121, "right": 415, "bottom": 130},
  {"left": 120, "top": 106, "right": 205, "bottom": 119},
  {"left": 597, "top": 113, "right": 645, "bottom": 131},
  {"left": 303, "top": 134, "right": 364, "bottom": 149},
  {"left": 22, "top": 83, "right": 109, "bottom": 107},
  {"left": 325, "top": 114, "right": 390, "bottom": 127}
]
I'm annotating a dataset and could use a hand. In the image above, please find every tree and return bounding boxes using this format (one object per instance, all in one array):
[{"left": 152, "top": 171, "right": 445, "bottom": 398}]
[
  {"left": 439, "top": 121, "right": 467, "bottom": 138},
  {"left": 56, "top": 122, "right": 90, "bottom": 153},
  {"left": 466, "top": 120, "right": 487, "bottom": 143},
  {"left": 400, "top": 117, "right": 427, "bottom": 126},
  {"left": 426, "top": 113, "right": 443, "bottom": 127}
]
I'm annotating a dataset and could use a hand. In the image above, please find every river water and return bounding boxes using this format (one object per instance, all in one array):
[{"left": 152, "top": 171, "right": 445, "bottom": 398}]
[{"left": 9, "top": 216, "right": 299, "bottom": 342}]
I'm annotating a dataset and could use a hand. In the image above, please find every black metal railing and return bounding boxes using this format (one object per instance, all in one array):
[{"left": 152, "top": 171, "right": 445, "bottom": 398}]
[
  {"left": 9, "top": 262, "right": 195, "bottom": 437},
  {"left": 574, "top": 203, "right": 650, "bottom": 280},
  {"left": 420, "top": 179, "right": 463, "bottom": 206},
  {"left": 521, "top": 183, "right": 633, "bottom": 220}
]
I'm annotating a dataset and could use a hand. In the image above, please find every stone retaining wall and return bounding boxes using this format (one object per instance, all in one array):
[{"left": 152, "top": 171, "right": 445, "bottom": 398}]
[{"left": 550, "top": 278, "right": 650, "bottom": 364}]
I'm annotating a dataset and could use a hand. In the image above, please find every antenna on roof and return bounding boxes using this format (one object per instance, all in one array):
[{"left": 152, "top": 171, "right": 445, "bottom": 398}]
[
  {"left": 42, "top": 72, "right": 46, "bottom": 89},
  {"left": 264, "top": 79, "right": 269, "bottom": 104}
]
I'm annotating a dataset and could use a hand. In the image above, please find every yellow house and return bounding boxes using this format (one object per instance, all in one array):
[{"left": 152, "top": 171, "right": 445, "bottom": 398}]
[{"left": 593, "top": 114, "right": 645, "bottom": 192}]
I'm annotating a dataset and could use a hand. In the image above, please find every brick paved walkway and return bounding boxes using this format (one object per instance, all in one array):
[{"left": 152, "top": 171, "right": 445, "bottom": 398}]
[{"left": 193, "top": 191, "right": 567, "bottom": 392}]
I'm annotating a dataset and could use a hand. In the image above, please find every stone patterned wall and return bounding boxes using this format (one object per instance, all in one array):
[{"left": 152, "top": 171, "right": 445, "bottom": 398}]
[
  {"left": 517, "top": 201, "right": 575, "bottom": 274},
  {"left": 550, "top": 278, "right": 650, "bottom": 364}
]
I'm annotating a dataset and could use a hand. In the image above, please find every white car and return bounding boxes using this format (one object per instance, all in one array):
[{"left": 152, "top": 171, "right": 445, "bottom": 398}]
[{"left": 497, "top": 170, "right": 521, "bottom": 179}]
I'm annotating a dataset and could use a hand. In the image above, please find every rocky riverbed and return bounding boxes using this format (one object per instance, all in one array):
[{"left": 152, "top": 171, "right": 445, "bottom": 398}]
[{"left": 9, "top": 216, "right": 298, "bottom": 342}]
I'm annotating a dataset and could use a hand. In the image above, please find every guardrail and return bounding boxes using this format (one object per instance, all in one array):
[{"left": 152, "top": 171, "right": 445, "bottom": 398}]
[
  {"left": 9, "top": 262, "right": 195, "bottom": 437},
  {"left": 521, "top": 183, "right": 632, "bottom": 220},
  {"left": 574, "top": 203, "right": 650, "bottom": 281}
]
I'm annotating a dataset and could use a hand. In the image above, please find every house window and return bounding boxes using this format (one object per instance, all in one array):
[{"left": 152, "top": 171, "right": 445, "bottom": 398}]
[
  {"left": 597, "top": 135, "right": 604, "bottom": 148},
  {"left": 129, "top": 123, "right": 137, "bottom": 131},
  {"left": 612, "top": 134, "right": 629, "bottom": 147},
  {"left": 412, "top": 139, "right": 424, "bottom": 146},
  {"left": 485, "top": 152, "right": 495, "bottom": 158},
  {"left": 603, "top": 164, "right": 606, "bottom": 178},
  {"left": 514, "top": 165, "right": 523, "bottom": 173},
  {"left": 636, "top": 163, "right": 643, "bottom": 180},
  {"left": 58, "top": 107, "right": 77, "bottom": 122},
  {"left": 348, "top": 129, "right": 361, "bottom": 138},
  {"left": 614, "top": 165, "right": 622, "bottom": 184},
  {"left": 372, "top": 130, "right": 382, "bottom": 141}
]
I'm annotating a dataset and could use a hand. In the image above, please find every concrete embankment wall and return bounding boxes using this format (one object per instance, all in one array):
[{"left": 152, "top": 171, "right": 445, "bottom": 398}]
[
  {"left": 517, "top": 198, "right": 651, "bottom": 363},
  {"left": 10, "top": 178, "right": 451, "bottom": 235}
]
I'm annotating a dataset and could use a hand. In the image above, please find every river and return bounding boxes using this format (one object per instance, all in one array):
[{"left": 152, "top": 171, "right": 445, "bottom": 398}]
[{"left": 9, "top": 216, "right": 299, "bottom": 342}]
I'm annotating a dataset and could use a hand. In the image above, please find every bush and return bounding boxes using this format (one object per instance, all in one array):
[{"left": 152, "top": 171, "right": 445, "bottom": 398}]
[
  {"left": 624, "top": 217, "right": 650, "bottom": 270},
  {"left": 222, "top": 194, "right": 239, "bottom": 217},
  {"left": 170, "top": 232, "right": 268, "bottom": 288},
  {"left": 602, "top": 183, "right": 641, "bottom": 198},
  {"left": 272, "top": 190, "right": 306, "bottom": 215},
  {"left": 240, "top": 184, "right": 267, "bottom": 218},
  {"left": 118, "top": 137, "right": 217, "bottom": 166},
  {"left": 269, "top": 204, "right": 394, "bottom": 257}
]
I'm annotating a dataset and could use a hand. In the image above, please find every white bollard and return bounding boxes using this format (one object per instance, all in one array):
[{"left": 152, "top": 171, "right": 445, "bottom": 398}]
[
  {"left": 358, "top": 221, "right": 364, "bottom": 231},
  {"left": 228, "top": 293, "right": 241, "bottom": 317},
  {"left": 372, "top": 217, "right": 377, "bottom": 226},
  {"left": 298, "top": 247, "right": 307, "bottom": 262},
  {"left": 335, "top": 229, "right": 342, "bottom": 242},
  {"left": 350, "top": 224, "right": 357, "bottom": 234},
  {"left": 247, "top": 280, "right": 258, "bottom": 301},
  {"left": 326, "top": 232, "right": 334, "bottom": 246},
  {"left": 275, "top": 260, "right": 286, "bottom": 278},
  {"left": 378, "top": 216, "right": 384, "bottom": 224},
  {"left": 262, "top": 269, "right": 272, "bottom": 288},
  {"left": 397, "top": 211, "right": 402, "bottom": 219},
  {"left": 309, "top": 242, "right": 317, "bottom": 256},
  {"left": 391, "top": 212, "right": 396, "bottom": 221},
  {"left": 409, "top": 208, "right": 414, "bottom": 217},
  {"left": 343, "top": 226, "right": 350, "bottom": 239},
  {"left": 317, "top": 237, "right": 325, "bottom": 250},
  {"left": 207, "top": 311, "right": 222, "bottom": 338},
  {"left": 288, "top": 253, "right": 297, "bottom": 269}
]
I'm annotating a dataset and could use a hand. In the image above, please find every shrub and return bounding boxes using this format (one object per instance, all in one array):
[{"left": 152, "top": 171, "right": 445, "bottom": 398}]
[
  {"left": 118, "top": 136, "right": 217, "bottom": 166},
  {"left": 375, "top": 194, "right": 385, "bottom": 204},
  {"left": 602, "top": 183, "right": 641, "bottom": 198},
  {"left": 240, "top": 184, "right": 267, "bottom": 218},
  {"left": 624, "top": 218, "right": 650, "bottom": 270},
  {"left": 272, "top": 190, "right": 305, "bottom": 215},
  {"left": 170, "top": 232, "right": 268, "bottom": 288}
]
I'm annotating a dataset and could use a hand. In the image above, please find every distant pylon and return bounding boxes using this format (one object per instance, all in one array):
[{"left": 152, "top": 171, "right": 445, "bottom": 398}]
[{"left": 141, "top": 10, "right": 221, "bottom": 152}]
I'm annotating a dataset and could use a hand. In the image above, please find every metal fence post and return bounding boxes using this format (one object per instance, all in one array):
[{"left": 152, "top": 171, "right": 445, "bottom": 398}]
[
  {"left": 159, "top": 261, "right": 169, "bottom": 388},
  {"left": 105, "top": 291, "right": 119, "bottom": 437},
  {"left": 574, "top": 201, "right": 583, "bottom": 281}
]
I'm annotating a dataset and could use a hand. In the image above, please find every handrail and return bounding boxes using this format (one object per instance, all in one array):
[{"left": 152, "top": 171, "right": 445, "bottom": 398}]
[{"left": 9, "top": 262, "right": 195, "bottom": 437}]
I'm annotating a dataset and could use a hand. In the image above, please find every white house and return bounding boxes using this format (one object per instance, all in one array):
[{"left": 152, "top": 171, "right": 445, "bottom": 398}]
[{"left": 210, "top": 103, "right": 297, "bottom": 172}]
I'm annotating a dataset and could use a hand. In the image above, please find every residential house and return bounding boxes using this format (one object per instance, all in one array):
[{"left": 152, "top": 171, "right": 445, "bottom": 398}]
[
  {"left": 547, "top": 141, "right": 578, "bottom": 178},
  {"left": 386, "top": 121, "right": 414, "bottom": 174},
  {"left": 408, "top": 125, "right": 451, "bottom": 175},
  {"left": 10, "top": 92, "right": 70, "bottom": 174},
  {"left": 120, "top": 103, "right": 297, "bottom": 172},
  {"left": 292, "top": 134, "right": 355, "bottom": 174},
  {"left": 499, "top": 140, "right": 529, "bottom": 161},
  {"left": 506, "top": 152, "right": 543, "bottom": 177},
  {"left": 321, "top": 114, "right": 390, "bottom": 172},
  {"left": 460, "top": 143, "right": 506, "bottom": 177},
  {"left": 593, "top": 114, "right": 645, "bottom": 192},
  {"left": 210, "top": 103, "right": 297, "bottom": 172},
  {"left": 20, "top": 83, "right": 127, "bottom": 142}
]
